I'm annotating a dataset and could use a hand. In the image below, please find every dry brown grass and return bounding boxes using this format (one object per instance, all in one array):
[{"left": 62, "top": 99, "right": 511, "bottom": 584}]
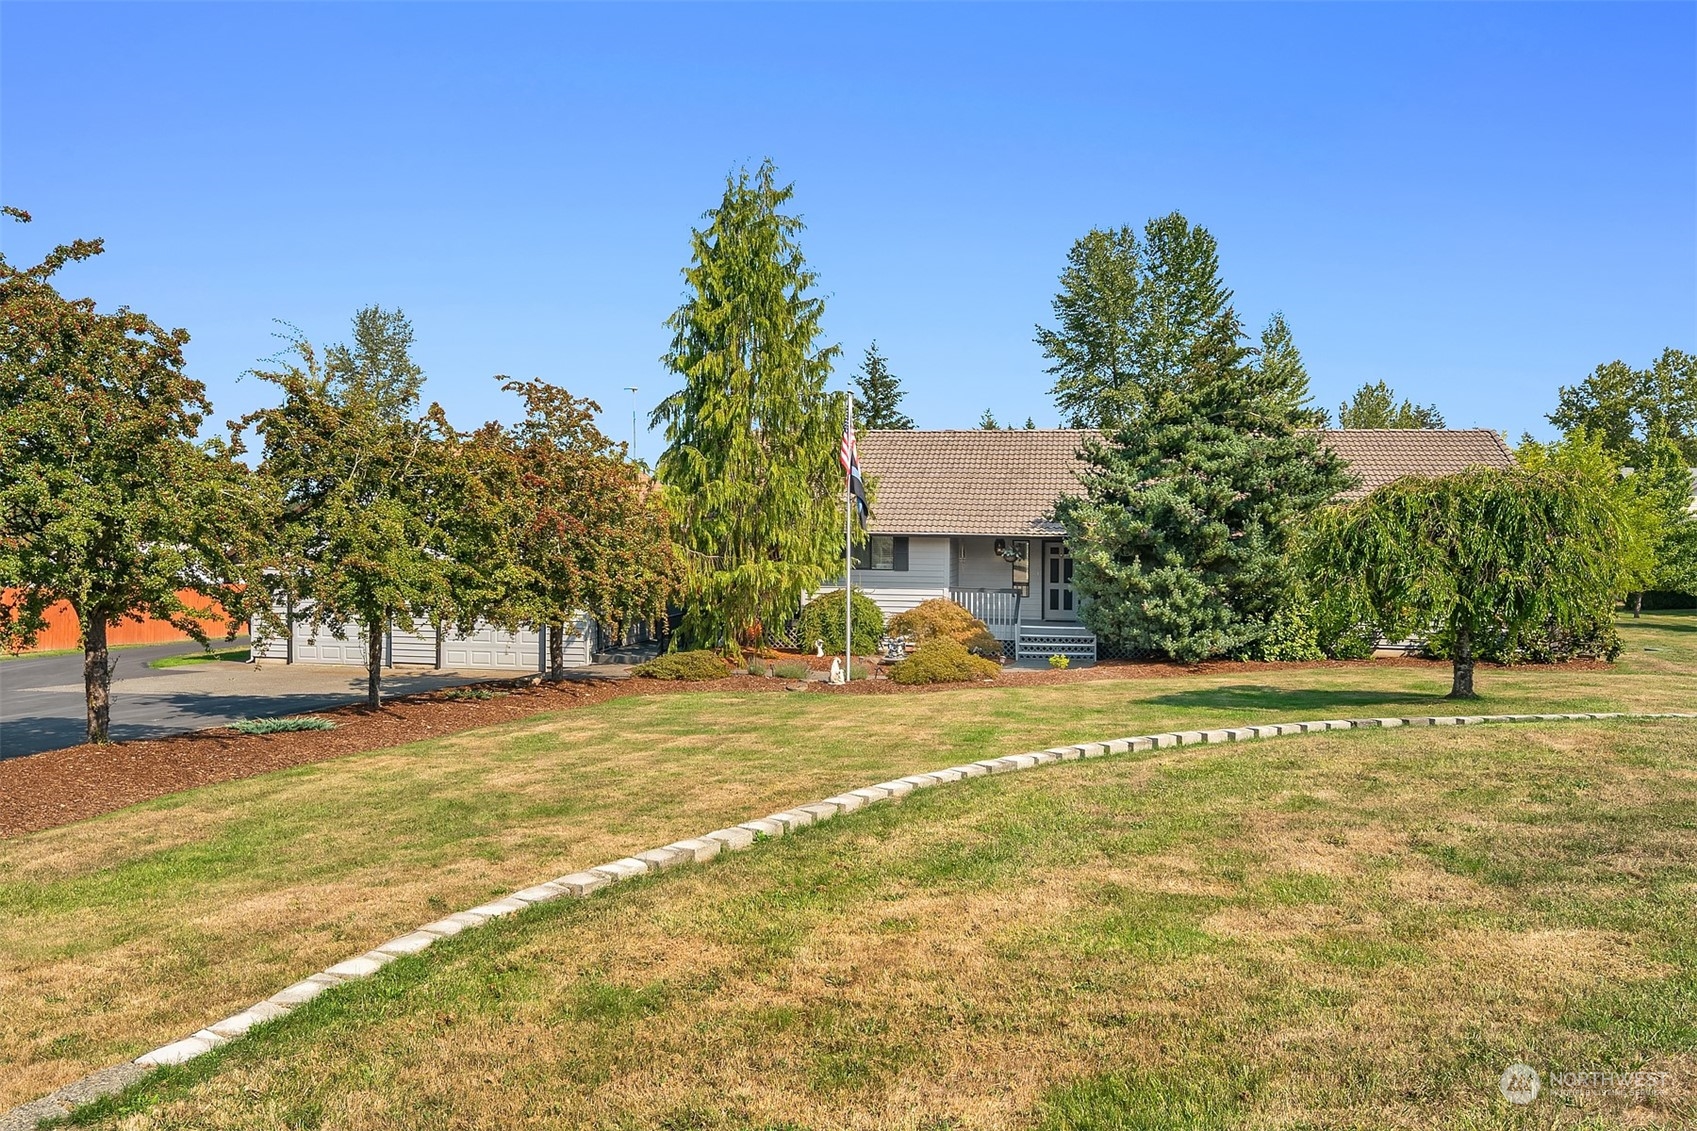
[{"left": 5, "top": 613, "right": 1695, "bottom": 1118}]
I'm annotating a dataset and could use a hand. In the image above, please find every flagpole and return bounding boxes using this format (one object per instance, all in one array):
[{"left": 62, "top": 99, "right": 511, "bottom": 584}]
[{"left": 844, "top": 390, "right": 853, "bottom": 685}]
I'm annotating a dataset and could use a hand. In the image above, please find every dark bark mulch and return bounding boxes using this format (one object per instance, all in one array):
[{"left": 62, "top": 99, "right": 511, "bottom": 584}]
[{"left": 2, "top": 655, "right": 1591, "bottom": 839}]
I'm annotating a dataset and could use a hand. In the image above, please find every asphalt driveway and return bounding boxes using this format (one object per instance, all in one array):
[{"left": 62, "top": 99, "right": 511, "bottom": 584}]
[{"left": 0, "top": 641, "right": 564, "bottom": 760}]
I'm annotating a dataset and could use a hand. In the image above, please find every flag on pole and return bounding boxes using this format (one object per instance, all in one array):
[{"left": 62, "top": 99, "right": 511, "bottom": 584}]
[{"left": 839, "top": 416, "right": 869, "bottom": 525}]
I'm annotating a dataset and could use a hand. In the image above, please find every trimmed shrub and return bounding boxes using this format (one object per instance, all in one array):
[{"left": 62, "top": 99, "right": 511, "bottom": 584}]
[
  {"left": 230, "top": 716, "right": 336, "bottom": 735},
  {"left": 888, "top": 598, "right": 1002, "bottom": 658},
  {"left": 1048, "top": 654, "right": 1070, "bottom": 670},
  {"left": 632, "top": 649, "right": 731, "bottom": 680},
  {"left": 889, "top": 638, "right": 1000, "bottom": 685},
  {"left": 772, "top": 660, "right": 810, "bottom": 680},
  {"left": 796, "top": 588, "right": 885, "bottom": 656}
]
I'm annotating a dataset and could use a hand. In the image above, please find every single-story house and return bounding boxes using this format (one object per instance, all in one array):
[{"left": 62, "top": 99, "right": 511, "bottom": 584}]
[{"left": 824, "top": 428, "right": 1516, "bottom": 663}]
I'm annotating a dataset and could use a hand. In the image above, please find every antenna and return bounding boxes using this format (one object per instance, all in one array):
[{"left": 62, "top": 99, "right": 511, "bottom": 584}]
[{"left": 624, "top": 386, "right": 639, "bottom": 456}]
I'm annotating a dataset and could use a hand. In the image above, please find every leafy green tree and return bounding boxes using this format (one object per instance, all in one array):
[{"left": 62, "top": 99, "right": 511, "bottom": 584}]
[
  {"left": 978, "top": 409, "right": 1000, "bottom": 430},
  {"left": 461, "top": 378, "right": 684, "bottom": 676},
  {"left": 1335, "top": 380, "right": 1446, "bottom": 429},
  {"left": 1311, "top": 467, "right": 1623, "bottom": 697},
  {"left": 0, "top": 208, "right": 265, "bottom": 742},
  {"left": 1037, "top": 225, "right": 1142, "bottom": 428},
  {"left": 1548, "top": 349, "right": 1697, "bottom": 464},
  {"left": 853, "top": 341, "right": 914, "bottom": 430},
  {"left": 651, "top": 161, "right": 842, "bottom": 654},
  {"left": 1058, "top": 312, "right": 1354, "bottom": 663},
  {"left": 239, "top": 308, "right": 456, "bottom": 707},
  {"left": 1039, "top": 214, "right": 1314, "bottom": 431}
]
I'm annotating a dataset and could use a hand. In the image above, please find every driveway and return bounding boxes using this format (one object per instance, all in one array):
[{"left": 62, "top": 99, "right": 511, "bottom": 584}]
[{"left": 0, "top": 641, "right": 579, "bottom": 760}]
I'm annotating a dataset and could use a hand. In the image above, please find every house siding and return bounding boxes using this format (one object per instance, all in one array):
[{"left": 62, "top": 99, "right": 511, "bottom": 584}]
[
  {"left": 822, "top": 535, "right": 950, "bottom": 617},
  {"left": 253, "top": 600, "right": 594, "bottom": 670}
]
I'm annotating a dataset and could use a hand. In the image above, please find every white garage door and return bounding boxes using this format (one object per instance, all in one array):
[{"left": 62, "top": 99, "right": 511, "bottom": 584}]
[
  {"left": 291, "top": 626, "right": 368, "bottom": 665},
  {"left": 441, "top": 625, "right": 544, "bottom": 670}
]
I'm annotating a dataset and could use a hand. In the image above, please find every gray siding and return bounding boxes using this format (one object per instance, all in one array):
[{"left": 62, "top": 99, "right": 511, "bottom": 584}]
[{"left": 821, "top": 535, "right": 950, "bottom": 618}]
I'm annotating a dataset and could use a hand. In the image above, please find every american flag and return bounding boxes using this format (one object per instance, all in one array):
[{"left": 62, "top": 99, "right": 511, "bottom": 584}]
[{"left": 840, "top": 416, "right": 869, "bottom": 525}]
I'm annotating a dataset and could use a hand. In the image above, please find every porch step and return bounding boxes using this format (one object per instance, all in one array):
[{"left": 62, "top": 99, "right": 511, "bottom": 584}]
[{"left": 1015, "top": 624, "right": 1097, "bottom": 664}]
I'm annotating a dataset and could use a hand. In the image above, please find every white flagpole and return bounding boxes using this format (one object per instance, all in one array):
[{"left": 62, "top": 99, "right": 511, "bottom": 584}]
[{"left": 844, "top": 390, "right": 853, "bottom": 684}]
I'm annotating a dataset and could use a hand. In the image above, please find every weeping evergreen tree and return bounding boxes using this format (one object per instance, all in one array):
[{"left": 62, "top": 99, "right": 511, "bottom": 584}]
[{"left": 652, "top": 160, "right": 842, "bottom": 654}]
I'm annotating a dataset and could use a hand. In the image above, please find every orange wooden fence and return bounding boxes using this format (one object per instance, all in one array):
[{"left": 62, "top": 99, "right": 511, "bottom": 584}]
[{"left": 2, "top": 589, "right": 243, "bottom": 653}]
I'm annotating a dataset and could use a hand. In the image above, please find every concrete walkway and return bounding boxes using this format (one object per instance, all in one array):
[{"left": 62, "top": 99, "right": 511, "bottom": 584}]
[{"left": 0, "top": 643, "right": 606, "bottom": 760}]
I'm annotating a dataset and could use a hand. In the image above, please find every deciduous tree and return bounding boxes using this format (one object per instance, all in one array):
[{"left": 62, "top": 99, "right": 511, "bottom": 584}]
[
  {"left": 0, "top": 208, "right": 264, "bottom": 742},
  {"left": 1548, "top": 349, "right": 1697, "bottom": 464},
  {"left": 1310, "top": 467, "right": 1623, "bottom": 697},
  {"left": 651, "top": 161, "right": 842, "bottom": 654},
  {"left": 239, "top": 308, "right": 454, "bottom": 708}
]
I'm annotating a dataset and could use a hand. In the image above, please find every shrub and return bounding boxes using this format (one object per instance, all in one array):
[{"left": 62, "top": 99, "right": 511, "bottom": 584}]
[
  {"left": 796, "top": 588, "right": 884, "bottom": 656},
  {"left": 1421, "top": 614, "right": 1623, "bottom": 665},
  {"left": 1048, "top": 654, "right": 1070, "bottom": 670},
  {"left": 632, "top": 650, "right": 731, "bottom": 680},
  {"left": 230, "top": 716, "right": 336, "bottom": 735},
  {"left": 772, "top": 660, "right": 810, "bottom": 680},
  {"left": 889, "top": 638, "right": 1000, "bottom": 685},
  {"left": 746, "top": 658, "right": 771, "bottom": 677},
  {"left": 888, "top": 599, "right": 1001, "bottom": 657},
  {"left": 1232, "top": 599, "right": 1326, "bottom": 662},
  {"left": 443, "top": 687, "right": 506, "bottom": 701}
]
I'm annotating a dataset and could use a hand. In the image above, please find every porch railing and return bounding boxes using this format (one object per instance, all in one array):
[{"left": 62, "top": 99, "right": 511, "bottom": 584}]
[{"left": 948, "top": 587, "right": 1021, "bottom": 630}]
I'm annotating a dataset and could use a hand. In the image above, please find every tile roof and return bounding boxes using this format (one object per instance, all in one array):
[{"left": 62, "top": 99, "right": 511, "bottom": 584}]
[{"left": 856, "top": 427, "right": 1515, "bottom": 535}]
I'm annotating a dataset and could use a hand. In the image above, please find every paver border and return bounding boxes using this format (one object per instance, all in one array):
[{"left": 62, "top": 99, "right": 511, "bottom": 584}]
[{"left": 6, "top": 709, "right": 1693, "bottom": 1130}]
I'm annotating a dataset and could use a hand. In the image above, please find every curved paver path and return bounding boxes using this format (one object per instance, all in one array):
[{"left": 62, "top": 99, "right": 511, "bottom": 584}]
[{"left": 6, "top": 709, "right": 1694, "bottom": 1130}]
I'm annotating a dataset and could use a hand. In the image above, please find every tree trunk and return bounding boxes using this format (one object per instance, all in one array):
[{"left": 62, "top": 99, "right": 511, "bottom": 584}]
[
  {"left": 84, "top": 614, "right": 112, "bottom": 744},
  {"left": 1448, "top": 624, "right": 1478, "bottom": 699},
  {"left": 1633, "top": 591, "right": 1643, "bottom": 618},
  {"left": 366, "top": 611, "right": 386, "bottom": 709},
  {"left": 548, "top": 623, "right": 564, "bottom": 680}
]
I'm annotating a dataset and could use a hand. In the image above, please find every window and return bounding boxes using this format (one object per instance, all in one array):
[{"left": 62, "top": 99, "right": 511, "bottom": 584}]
[
  {"left": 853, "top": 535, "right": 907, "bottom": 571},
  {"left": 1010, "top": 539, "right": 1030, "bottom": 596}
]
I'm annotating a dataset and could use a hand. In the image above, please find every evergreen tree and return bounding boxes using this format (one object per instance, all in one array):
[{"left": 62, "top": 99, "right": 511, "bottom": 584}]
[
  {"left": 1336, "top": 380, "right": 1446, "bottom": 429},
  {"left": 1023, "top": 417, "right": 1037, "bottom": 430},
  {"left": 1256, "top": 313, "right": 1327, "bottom": 427},
  {"left": 1037, "top": 213, "right": 1240, "bottom": 427},
  {"left": 1057, "top": 302, "right": 1353, "bottom": 663},
  {"left": 651, "top": 160, "right": 841, "bottom": 654},
  {"left": 853, "top": 341, "right": 914, "bottom": 430},
  {"left": 978, "top": 409, "right": 1000, "bottom": 429}
]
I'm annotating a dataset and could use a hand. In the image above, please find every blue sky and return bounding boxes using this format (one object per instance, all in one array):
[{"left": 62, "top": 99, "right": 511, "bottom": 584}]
[{"left": 3, "top": 2, "right": 1693, "bottom": 458}]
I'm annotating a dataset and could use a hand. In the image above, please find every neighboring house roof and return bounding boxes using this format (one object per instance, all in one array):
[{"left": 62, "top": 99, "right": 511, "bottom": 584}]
[{"left": 855, "top": 427, "right": 1516, "bottom": 536}]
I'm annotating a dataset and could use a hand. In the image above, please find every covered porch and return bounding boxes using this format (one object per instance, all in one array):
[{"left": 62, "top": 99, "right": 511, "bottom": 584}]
[{"left": 947, "top": 535, "right": 1095, "bottom": 663}]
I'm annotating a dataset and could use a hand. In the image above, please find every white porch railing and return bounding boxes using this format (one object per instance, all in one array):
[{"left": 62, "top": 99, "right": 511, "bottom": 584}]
[{"left": 948, "top": 587, "right": 1021, "bottom": 637}]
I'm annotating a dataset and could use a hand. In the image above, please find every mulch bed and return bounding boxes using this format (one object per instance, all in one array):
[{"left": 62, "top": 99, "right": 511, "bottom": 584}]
[{"left": 1, "top": 655, "right": 1578, "bottom": 840}]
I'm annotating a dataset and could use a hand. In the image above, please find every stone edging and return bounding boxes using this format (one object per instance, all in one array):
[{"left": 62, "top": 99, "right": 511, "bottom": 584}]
[{"left": 6, "top": 710, "right": 1694, "bottom": 1130}]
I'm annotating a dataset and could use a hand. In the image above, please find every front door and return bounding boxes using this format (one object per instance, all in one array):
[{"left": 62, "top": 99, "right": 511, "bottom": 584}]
[{"left": 1044, "top": 542, "right": 1076, "bottom": 620}]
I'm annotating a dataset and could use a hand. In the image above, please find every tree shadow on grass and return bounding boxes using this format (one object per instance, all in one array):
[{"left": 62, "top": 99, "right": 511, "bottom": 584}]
[{"left": 1145, "top": 684, "right": 1452, "bottom": 715}]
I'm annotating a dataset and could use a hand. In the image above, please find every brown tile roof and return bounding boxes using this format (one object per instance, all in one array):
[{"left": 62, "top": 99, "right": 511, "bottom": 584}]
[{"left": 856, "top": 427, "right": 1515, "bottom": 535}]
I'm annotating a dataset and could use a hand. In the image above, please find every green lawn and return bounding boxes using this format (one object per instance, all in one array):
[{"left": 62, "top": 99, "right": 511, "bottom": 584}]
[
  {"left": 1, "top": 612, "right": 1693, "bottom": 1116},
  {"left": 61, "top": 717, "right": 1697, "bottom": 1129}
]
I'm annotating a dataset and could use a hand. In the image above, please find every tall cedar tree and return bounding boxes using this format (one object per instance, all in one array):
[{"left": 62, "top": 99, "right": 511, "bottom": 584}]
[
  {"left": 1056, "top": 217, "right": 1352, "bottom": 662},
  {"left": 0, "top": 209, "right": 265, "bottom": 742},
  {"left": 1039, "top": 216, "right": 1320, "bottom": 428},
  {"left": 651, "top": 161, "right": 842, "bottom": 654},
  {"left": 1258, "top": 313, "right": 1329, "bottom": 427},
  {"left": 1311, "top": 467, "right": 1622, "bottom": 697},
  {"left": 853, "top": 341, "right": 915, "bottom": 430},
  {"left": 1336, "top": 380, "right": 1446, "bottom": 429},
  {"left": 462, "top": 378, "right": 683, "bottom": 675},
  {"left": 239, "top": 309, "right": 456, "bottom": 707},
  {"left": 1548, "top": 349, "right": 1697, "bottom": 465}
]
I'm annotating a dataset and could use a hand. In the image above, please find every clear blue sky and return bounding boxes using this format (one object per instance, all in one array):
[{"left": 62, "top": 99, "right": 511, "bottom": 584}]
[{"left": 3, "top": 2, "right": 1693, "bottom": 457}]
